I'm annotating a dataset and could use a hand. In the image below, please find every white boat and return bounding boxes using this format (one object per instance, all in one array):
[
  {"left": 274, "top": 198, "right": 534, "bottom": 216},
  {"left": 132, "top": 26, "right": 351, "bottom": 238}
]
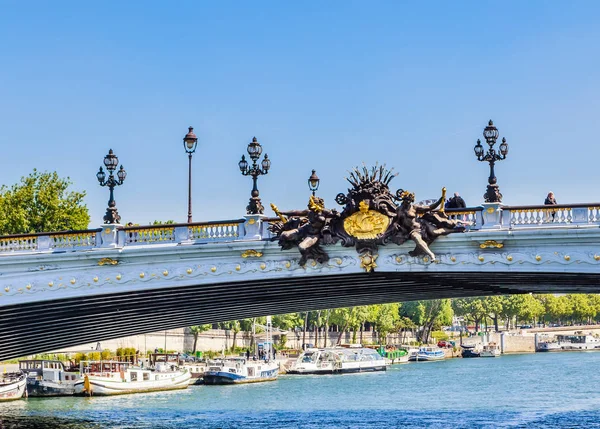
[
  {"left": 407, "top": 347, "right": 420, "bottom": 362},
  {"left": 480, "top": 343, "right": 501, "bottom": 357},
  {"left": 414, "top": 346, "right": 446, "bottom": 361},
  {"left": 0, "top": 371, "right": 27, "bottom": 401},
  {"left": 203, "top": 358, "right": 279, "bottom": 384},
  {"left": 538, "top": 334, "right": 600, "bottom": 352},
  {"left": 287, "top": 347, "right": 387, "bottom": 374},
  {"left": 149, "top": 353, "right": 207, "bottom": 385},
  {"left": 74, "top": 360, "right": 190, "bottom": 396},
  {"left": 19, "top": 359, "right": 80, "bottom": 396},
  {"left": 183, "top": 362, "right": 208, "bottom": 385}
]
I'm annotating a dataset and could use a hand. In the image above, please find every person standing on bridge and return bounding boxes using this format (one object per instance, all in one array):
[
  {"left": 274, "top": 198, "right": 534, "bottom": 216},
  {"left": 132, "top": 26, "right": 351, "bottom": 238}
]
[
  {"left": 544, "top": 191, "right": 558, "bottom": 221},
  {"left": 446, "top": 192, "right": 466, "bottom": 209}
]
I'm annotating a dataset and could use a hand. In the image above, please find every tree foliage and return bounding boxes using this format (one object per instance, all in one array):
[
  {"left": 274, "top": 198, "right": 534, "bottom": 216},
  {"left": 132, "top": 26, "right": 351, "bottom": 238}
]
[{"left": 0, "top": 169, "right": 90, "bottom": 234}]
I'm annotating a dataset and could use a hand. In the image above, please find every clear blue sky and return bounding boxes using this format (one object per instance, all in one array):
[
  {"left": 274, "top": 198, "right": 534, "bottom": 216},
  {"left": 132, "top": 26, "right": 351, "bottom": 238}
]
[{"left": 1, "top": 1, "right": 599, "bottom": 227}]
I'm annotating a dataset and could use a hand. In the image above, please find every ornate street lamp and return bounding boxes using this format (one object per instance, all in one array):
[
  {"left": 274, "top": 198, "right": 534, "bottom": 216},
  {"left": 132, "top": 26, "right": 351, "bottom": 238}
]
[
  {"left": 97, "top": 149, "right": 127, "bottom": 224},
  {"left": 308, "top": 169, "right": 320, "bottom": 196},
  {"left": 238, "top": 137, "right": 270, "bottom": 214},
  {"left": 474, "top": 120, "right": 509, "bottom": 203},
  {"left": 183, "top": 126, "right": 198, "bottom": 223}
]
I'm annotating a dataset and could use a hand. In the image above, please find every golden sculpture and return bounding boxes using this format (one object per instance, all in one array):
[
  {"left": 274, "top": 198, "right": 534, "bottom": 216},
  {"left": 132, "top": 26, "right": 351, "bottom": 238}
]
[
  {"left": 359, "top": 252, "right": 378, "bottom": 273},
  {"left": 479, "top": 240, "right": 504, "bottom": 249},
  {"left": 241, "top": 249, "right": 263, "bottom": 258},
  {"left": 343, "top": 200, "right": 390, "bottom": 240}
]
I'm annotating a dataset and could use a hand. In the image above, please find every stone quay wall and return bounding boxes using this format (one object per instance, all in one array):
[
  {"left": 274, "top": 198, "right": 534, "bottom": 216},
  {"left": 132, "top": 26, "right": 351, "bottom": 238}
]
[{"left": 56, "top": 329, "right": 410, "bottom": 355}]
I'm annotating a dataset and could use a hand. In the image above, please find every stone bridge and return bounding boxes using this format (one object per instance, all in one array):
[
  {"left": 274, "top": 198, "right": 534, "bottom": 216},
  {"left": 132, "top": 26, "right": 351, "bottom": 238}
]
[{"left": 1, "top": 202, "right": 600, "bottom": 360}]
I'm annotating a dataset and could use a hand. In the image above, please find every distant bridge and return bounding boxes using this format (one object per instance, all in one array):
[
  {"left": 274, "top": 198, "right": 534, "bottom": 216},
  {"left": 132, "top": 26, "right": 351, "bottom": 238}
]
[{"left": 1, "top": 202, "right": 600, "bottom": 360}]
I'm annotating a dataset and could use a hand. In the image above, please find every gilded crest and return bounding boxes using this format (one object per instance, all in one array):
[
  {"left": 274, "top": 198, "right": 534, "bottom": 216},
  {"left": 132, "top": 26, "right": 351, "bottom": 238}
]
[{"left": 343, "top": 201, "right": 390, "bottom": 240}]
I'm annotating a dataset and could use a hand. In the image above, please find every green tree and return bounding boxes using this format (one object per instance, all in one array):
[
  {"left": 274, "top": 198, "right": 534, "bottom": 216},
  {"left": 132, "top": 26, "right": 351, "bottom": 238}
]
[
  {"left": 452, "top": 298, "right": 486, "bottom": 332},
  {"left": 0, "top": 169, "right": 89, "bottom": 235},
  {"left": 188, "top": 325, "right": 211, "bottom": 353},
  {"left": 483, "top": 296, "right": 505, "bottom": 332},
  {"left": 373, "top": 303, "right": 400, "bottom": 344},
  {"left": 567, "top": 294, "right": 595, "bottom": 324},
  {"left": 403, "top": 299, "right": 452, "bottom": 343}
]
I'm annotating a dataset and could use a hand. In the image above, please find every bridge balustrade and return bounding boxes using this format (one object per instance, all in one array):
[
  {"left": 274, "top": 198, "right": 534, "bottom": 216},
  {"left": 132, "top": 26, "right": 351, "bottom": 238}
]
[
  {"left": 501, "top": 204, "right": 600, "bottom": 228},
  {"left": 443, "top": 207, "right": 482, "bottom": 228},
  {"left": 0, "top": 229, "right": 102, "bottom": 254},
  {"left": 1, "top": 204, "right": 600, "bottom": 256}
]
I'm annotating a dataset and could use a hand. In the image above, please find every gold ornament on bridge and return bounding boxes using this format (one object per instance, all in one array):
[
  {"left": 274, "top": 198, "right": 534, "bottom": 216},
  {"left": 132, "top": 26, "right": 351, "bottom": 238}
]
[
  {"left": 241, "top": 249, "right": 263, "bottom": 258},
  {"left": 98, "top": 258, "right": 119, "bottom": 266},
  {"left": 595, "top": 254, "right": 600, "bottom": 261},
  {"left": 359, "top": 252, "right": 378, "bottom": 273},
  {"left": 479, "top": 240, "right": 504, "bottom": 249},
  {"left": 344, "top": 200, "right": 390, "bottom": 240},
  {"left": 116, "top": 274, "right": 122, "bottom": 280},
  {"left": 507, "top": 255, "right": 513, "bottom": 261},
  {"left": 564, "top": 255, "right": 570, "bottom": 261},
  {"left": 535, "top": 255, "right": 542, "bottom": 261}
]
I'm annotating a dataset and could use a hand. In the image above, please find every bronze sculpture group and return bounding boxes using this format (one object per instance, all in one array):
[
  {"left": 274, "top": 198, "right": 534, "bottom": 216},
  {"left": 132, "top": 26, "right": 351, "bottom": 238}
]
[{"left": 269, "top": 165, "right": 470, "bottom": 269}]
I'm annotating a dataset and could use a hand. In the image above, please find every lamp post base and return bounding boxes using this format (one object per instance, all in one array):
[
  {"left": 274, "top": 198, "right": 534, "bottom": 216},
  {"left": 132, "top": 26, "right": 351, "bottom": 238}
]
[
  {"left": 246, "top": 197, "right": 265, "bottom": 215},
  {"left": 104, "top": 207, "right": 122, "bottom": 224},
  {"left": 484, "top": 184, "right": 503, "bottom": 203}
]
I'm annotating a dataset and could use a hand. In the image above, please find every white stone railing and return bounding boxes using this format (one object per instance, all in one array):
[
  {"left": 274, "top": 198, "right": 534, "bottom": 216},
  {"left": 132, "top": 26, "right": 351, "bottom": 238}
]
[
  {"left": 50, "top": 231, "right": 98, "bottom": 249},
  {"left": 444, "top": 207, "right": 483, "bottom": 229},
  {"left": 121, "top": 220, "right": 245, "bottom": 246},
  {"left": 0, "top": 229, "right": 101, "bottom": 254},
  {"left": 501, "top": 204, "right": 600, "bottom": 228}
]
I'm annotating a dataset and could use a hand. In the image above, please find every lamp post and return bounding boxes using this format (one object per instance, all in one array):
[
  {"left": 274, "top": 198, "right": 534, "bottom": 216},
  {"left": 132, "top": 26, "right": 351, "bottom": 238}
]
[
  {"left": 96, "top": 149, "right": 127, "bottom": 224},
  {"left": 183, "top": 126, "right": 198, "bottom": 223},
  {"left": 238, "top": 137, "right": 271, "bottom": 214},
  {"left": 474, "top": 120, "right": 509, "bottom": 203},
  {"left": 308, "top": 169, "right": 320, "bottom": 196}
]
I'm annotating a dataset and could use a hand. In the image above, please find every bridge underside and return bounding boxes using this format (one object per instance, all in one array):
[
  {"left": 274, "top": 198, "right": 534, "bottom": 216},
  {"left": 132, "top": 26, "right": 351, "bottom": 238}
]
[{"left": 1, "top": 271, "right": 599, "bottom": 360}]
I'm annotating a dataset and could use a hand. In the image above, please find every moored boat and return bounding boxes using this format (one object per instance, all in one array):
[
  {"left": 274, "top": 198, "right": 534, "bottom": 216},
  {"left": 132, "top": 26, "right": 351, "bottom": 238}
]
[
  {"left": 203, "top": 358, "right": 279, "bottom": 384},
  {"left": 149, "top": 353, "right": 207, "bottom": 385},
  {"left": 74, "top": 360, "right": 190, "bottom": 396},
  {"left": 19, "top": 359, "right": 80, "bottom": 396},
  {"left": 480, "top": 343, "right": 501, "bottom": 357},
  {"left": 461, "top": 344, "right": 481, "bottom": 358},
  {"left": 537, "top": 334, "right": 600, "bottom": 352},
  {"left": 414, "top": 346, "right": 446, "bottom": 361},
  {"left": 287, "top": 347, "right": 387, "bottom": 374},
  {"left": 0, "top": 371, "right": 27, "bottom": 401}
]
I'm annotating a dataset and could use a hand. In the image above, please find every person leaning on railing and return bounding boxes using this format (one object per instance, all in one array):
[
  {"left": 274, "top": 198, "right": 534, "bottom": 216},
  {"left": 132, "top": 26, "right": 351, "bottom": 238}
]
[{"left": 544, "top": 192, "right": 558, "bottom": 221}]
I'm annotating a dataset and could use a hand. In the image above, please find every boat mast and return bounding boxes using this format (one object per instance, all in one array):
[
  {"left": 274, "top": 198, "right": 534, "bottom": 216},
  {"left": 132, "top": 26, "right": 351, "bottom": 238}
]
[{"left": 266, "top": 315, "right": 273, "bottom": 360}]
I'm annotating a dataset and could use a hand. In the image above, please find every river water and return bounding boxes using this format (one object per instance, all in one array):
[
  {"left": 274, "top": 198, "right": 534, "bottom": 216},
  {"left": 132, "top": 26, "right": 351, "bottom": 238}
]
[{"left": 1, "top": 352, "right": 599, "bottom": 428}]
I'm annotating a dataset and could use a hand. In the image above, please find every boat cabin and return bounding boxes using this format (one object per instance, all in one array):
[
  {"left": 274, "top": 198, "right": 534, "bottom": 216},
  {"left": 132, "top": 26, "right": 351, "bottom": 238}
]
[{"left": 19, "top": 360, "right": 79, "bottom": 383}]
